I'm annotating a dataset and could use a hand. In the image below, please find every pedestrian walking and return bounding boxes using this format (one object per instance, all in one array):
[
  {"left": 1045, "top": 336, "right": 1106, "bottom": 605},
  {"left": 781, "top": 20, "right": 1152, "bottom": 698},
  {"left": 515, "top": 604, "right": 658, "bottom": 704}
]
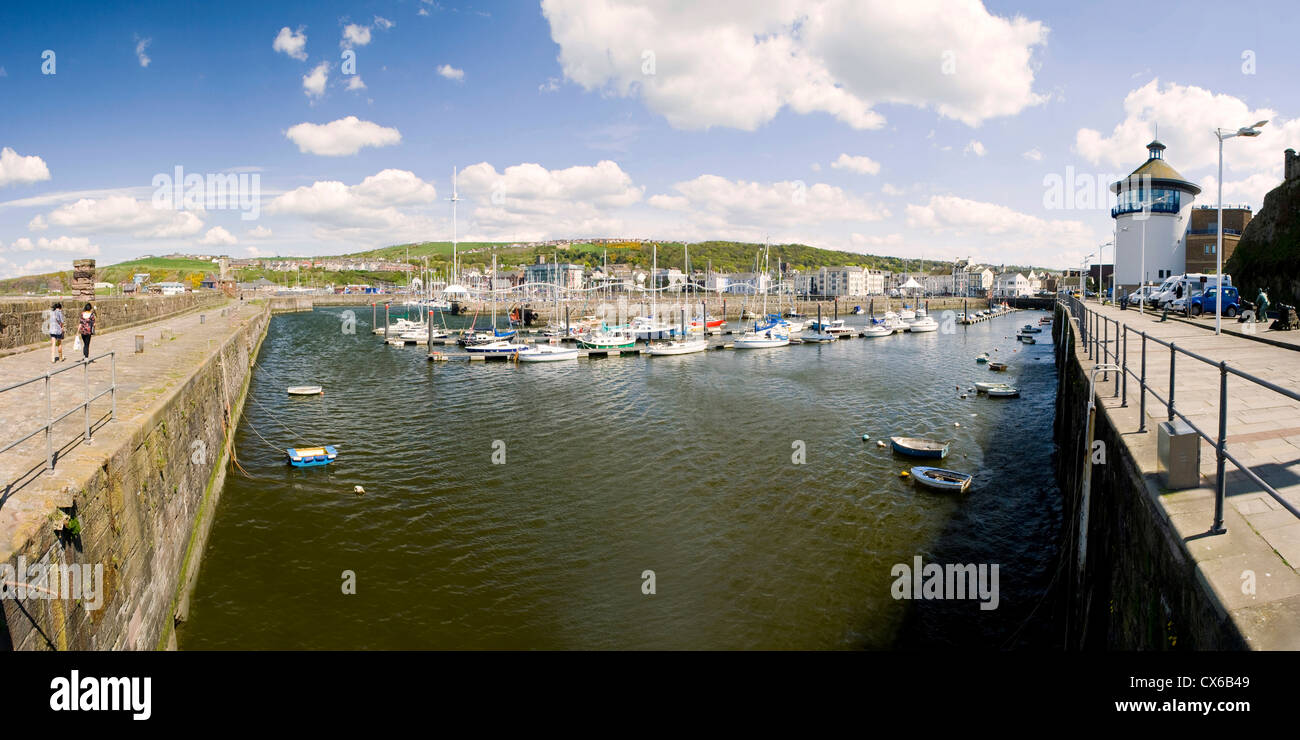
[
  {"left": 1256, "top": 288, "right": 1270, "bottom": 323},
  {"left": 49, "top": 302, "right": 65, "bottom": 363},
  {"left": 77, "top": 302, "right": 96, "bottom": 360}
]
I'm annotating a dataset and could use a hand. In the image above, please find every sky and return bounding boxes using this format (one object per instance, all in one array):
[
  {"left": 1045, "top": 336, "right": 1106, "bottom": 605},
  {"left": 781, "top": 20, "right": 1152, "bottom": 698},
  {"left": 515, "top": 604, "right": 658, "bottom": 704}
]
[{"left": 1, "top": 0, "right": 1297, "bottom": 277}]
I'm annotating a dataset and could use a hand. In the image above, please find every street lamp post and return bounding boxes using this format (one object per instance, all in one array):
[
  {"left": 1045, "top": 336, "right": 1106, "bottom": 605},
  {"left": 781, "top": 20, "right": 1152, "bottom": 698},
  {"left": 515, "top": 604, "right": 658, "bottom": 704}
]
[
  {"left": 1081, "top": 254, "right": 1095, "bottom": 296},
  {"left": 1214, "top": 120, "right": 1267, "bottom": 334},
  {"left": 1097, "top": 240, "right": 1113, "bottom": 304},
  {"left": 1116, "top": 226, "right": 1129, "bottom": 305}
]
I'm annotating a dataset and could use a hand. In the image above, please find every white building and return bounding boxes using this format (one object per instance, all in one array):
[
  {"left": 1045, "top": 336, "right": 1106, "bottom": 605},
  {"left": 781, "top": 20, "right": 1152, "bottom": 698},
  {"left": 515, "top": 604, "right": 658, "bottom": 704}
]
[
  {"left": 993, "top": 272, "right": 1031, "bottom": 298},
  {"left": 864, "top": 269, "right": 886, "bottom": 295},
  {"left": 1110, "top": 140, "right": 1200, "bottom": 294}
]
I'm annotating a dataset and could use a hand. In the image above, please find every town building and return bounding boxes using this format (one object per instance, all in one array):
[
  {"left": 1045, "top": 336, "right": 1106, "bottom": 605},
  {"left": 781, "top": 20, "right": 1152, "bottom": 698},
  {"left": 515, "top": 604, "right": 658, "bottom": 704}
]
[{"left": 1184, "top": 205, "right": 1253, "bottom": 275}]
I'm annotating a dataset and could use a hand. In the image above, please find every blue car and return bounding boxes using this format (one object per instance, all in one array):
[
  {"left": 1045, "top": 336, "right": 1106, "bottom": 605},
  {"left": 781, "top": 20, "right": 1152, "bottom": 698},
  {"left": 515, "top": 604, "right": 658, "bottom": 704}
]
[{"left": 1187, "top": 286, "right": 1240, "bottom": 317}]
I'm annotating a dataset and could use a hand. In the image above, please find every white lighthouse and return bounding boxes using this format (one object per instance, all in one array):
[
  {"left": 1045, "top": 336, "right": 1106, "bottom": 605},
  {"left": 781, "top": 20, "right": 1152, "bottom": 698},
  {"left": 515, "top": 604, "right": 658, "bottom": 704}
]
[{"left": 1110, "top": 140, "right": 1200, "bottom": 296}]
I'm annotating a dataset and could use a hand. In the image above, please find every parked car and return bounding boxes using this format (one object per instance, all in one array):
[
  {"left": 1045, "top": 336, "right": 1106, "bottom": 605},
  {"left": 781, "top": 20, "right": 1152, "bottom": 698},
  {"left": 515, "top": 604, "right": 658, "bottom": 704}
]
[
  {"left": 1127, "top": 285, "right": 1158, "bottom": 305},
  {"left": 1186, "top": 286, "right": 1240, "bottom": 317}
]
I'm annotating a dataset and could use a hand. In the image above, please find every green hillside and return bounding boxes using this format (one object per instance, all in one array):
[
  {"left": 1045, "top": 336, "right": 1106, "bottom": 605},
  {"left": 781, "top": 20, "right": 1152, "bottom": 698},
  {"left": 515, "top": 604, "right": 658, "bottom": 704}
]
[
  {"left": 2, "top": 240, "right": 1058, "bottom": 296},
  {"left": 0, "top": 256, "right": 218, "bottom": 295},
  {"left": 369, "top": 239, "right": 946, "bottom": 274}
]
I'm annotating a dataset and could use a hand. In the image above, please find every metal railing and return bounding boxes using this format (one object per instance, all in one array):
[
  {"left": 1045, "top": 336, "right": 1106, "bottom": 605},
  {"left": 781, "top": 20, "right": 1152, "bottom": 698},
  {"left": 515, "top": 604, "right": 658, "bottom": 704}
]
[
  {"left": 0, "top": 351, "right": 117, "bottom": 472},
  {"left": 1060, "top": 296, "right": 1300, "bottom": 534}
]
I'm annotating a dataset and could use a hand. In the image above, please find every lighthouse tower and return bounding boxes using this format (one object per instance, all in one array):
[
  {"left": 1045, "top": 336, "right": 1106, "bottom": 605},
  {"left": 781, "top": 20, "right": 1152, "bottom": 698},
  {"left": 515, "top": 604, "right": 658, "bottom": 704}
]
[{"left": 1110, "top": 140, "right": 1200, "bottom": 296}]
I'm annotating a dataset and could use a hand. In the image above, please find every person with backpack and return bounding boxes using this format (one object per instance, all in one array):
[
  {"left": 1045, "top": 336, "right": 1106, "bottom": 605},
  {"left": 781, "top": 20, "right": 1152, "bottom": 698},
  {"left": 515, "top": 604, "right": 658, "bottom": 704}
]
[
  {"left": 77, "top": 303, "right": 96, "bottom": 360},
  {"left": 49, "top": 302, "right": 65, "bottom": 363}
]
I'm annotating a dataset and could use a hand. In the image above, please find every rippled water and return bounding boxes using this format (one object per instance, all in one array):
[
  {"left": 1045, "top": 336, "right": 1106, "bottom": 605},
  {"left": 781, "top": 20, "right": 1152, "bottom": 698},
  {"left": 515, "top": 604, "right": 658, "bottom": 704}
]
[{"left": 181, "top": 307, "right": 1063, "bottom": 649}]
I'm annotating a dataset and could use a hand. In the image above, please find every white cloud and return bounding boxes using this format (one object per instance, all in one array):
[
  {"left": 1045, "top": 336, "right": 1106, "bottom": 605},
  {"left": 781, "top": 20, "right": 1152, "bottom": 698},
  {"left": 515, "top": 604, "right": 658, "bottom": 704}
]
[
  {"left": 199, "top": 226, "right": 237, "bottom": 246},
  {"left": 6, "top": 235, "right": 100, "bottom": 255},
  {"left": 244, "top": 246, "right": 264, "bottom": 257},
  {"left": 539, "top": 77, "right": 560, "bottom": 93},
  {"left": 1023, "top": 148, "right": 1043, "bottom": 161},
  {"left": 1075, "top": 79, "right": 1300, "bottom": 191},
  {"left": 437, "top": 64, "right": 464, "bottom": 81},
  {"left": 850, "top": 232, "right": 903, "bottom": 248},
  {"left": 374, "top": 16, "right": 395, "bottom": 31},
  {"left": 644, "top": 174, "right": 889, "bottom": 245},
  {"left": 0, "top": 147, "right": 52, "bottom": 187},
  {"left": 134, "top": 36, "right": 151, "bottom": 67},
  {"left": 46, "top": 196, "right": 205, "bottom": 238},
  {"left": 906, "top": 194, "right": 1095, "bottom": 264},
  {"left": 346, "top": 75, "right": 367, "bottom": 91},
  {"left": 247, "top": 225, "right": 273, "bottom": 239},
  {"left": 28, "top": 214, "right": 48, "bottom": 231},
  {"left": 880, "top": 183, "right": 904, "bottom": 196},
  {"left": 303, "top": 61, "right": 329, "bottom": 99},
  {"left": 965, "top": 140, "right": 987, "bottom": 157},
  {"left": 273, "top": 26, "right": 308, "bottom": 61},
  {"left": 455, "top": 160, "right": 642, "bottom": 239},
  {"left": 342, "top": 23, "right": 372, "bottom": 48},
  {"left": 284, "top": 116, "right": 402, "bottom": 156},
  {"left": 1199, "top": 173, "right": 1280, "bottom": 213},
  {"left": 540, "top": 0, "right": 1048, "bottom": 131},
  {"left": 0, "top": 257, "right": 61, "bottom": 279},
  {"left": 267, "top": 169, "right": 439, "bottom": 242},
  {"left": 830, "top": 153, "right": 881, "bottom": 175}
]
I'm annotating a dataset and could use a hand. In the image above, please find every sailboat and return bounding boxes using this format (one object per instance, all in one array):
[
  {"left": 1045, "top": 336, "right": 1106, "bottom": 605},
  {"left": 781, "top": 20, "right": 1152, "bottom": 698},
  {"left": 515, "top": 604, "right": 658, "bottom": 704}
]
[
  {"left": 517, "top": 343, "right": 579, "bottom": 362},
  {"left": 579, "top": 324, "right": 637, "bottom": 349},
  {"left": 647, "top": 309, "right": 708, "bottom": 355},
  {"left": 631, "top": 244, "right": 674, "bottom": 340},
  {"left": 734, "top": 241, "right": 789, "bottom": 349}
]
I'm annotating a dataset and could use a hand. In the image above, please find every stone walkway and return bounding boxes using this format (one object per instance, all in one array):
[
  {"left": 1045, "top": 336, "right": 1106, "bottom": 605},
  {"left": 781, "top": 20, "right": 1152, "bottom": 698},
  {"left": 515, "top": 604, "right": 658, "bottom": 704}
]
[
  {"left": 1072, "top": 300, "right": 1300, "bottom": 648},
  {"left": 0, "top": 299, "right": 257, "bottom": 561}
]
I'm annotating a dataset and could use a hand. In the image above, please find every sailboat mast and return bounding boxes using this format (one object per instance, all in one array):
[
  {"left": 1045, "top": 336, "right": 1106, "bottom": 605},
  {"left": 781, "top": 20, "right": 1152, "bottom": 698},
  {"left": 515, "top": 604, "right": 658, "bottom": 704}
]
[{"left": 449, "top": 166, "right": 461, "bottom": 285}]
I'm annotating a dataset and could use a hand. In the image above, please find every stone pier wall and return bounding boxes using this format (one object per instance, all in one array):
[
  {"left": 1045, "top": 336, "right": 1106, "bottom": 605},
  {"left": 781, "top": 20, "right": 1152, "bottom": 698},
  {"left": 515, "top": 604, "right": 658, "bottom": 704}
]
[
  {"left": 1052, "top": 303, "right": 1247, "bottom": 649},
  {"left": 0, "top": 305, "right": 270, "bottom": 650},
  {"left": 0, "top": 293, "right": 226, "bottom": 356}
]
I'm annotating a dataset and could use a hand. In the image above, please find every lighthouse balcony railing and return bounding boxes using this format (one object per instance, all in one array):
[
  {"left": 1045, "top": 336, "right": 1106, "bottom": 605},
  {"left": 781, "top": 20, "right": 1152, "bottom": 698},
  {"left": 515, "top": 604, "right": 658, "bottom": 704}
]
[{"left": 1111, "top": 201, "right": 1181, "bottom": 218}]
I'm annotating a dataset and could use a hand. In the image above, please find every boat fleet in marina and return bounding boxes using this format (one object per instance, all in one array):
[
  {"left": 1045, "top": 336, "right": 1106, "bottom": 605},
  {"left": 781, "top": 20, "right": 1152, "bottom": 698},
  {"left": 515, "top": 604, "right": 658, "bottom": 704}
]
[{"left": 377, "top": 302, "right": 1026, "bottom": 359}]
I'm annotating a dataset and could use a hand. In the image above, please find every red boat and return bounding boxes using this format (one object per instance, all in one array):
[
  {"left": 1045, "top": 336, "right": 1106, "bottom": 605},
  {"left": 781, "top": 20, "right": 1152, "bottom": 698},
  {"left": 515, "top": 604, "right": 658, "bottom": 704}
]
[{"left": 690, "top": 318, "right": 726, "bottom": 329}]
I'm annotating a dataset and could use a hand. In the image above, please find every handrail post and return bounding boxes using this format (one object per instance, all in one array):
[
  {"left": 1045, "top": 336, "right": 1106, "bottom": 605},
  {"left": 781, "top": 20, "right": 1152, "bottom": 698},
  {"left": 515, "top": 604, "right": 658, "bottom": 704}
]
[
  {"left": 1139, "top": 332, "right": 1147, "bottom": 433},
  {"left": 1213, "top": 361, "right": 1228, "bottom": 535},
  {"left": 1086, "top": 309, "right": 1092, "bottom": 359},
  {"left": 1103, "top": 317, "right": 1109, "bottom": 380},
  {"left": 45, "top": 372, "right": 53, "bottom": 470},
  {"left": 1120, "top": 325, "right": 1127, "bottom": 404},
  {"left": 84, "top": 356, "right": 91, "bottom": 442},
  {"left": 110, "top": 352, "right": 117, "bottom": 421},
  {"left": 1168, "top": 342, "right": 1176, "bottom": 422}
]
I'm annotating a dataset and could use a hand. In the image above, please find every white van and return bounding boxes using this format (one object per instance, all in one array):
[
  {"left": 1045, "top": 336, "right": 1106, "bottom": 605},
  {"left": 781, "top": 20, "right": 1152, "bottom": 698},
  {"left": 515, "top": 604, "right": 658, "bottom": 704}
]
[{"left": 1149, "top": 273, "right": 1231, "bottom": 308}]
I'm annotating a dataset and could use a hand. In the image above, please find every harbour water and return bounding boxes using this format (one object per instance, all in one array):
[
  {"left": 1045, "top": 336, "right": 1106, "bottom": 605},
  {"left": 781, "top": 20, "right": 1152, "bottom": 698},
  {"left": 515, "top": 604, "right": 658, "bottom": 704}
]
[{"left": 181, "top": 308, "right": 1064, "bottom": 649}]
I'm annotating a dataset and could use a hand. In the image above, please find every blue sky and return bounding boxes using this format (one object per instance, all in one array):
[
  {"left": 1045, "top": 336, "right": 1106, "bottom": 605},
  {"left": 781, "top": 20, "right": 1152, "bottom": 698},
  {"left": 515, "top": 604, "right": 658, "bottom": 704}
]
[{"left": 1, "top": 0, "right": 1297, "bottom": 276}]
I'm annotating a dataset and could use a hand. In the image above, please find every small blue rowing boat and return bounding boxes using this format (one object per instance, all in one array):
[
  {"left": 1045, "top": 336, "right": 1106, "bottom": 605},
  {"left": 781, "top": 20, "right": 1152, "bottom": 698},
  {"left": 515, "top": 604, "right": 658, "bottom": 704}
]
[
  {"left": 287, "top": 445, "right": 338, "bottom": 467},
  {"left": 910, "top": 466, "right": 973, "bottom": 493},
  {"left": 890, "top": 436, "right": 949, "bottom": 459}
]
